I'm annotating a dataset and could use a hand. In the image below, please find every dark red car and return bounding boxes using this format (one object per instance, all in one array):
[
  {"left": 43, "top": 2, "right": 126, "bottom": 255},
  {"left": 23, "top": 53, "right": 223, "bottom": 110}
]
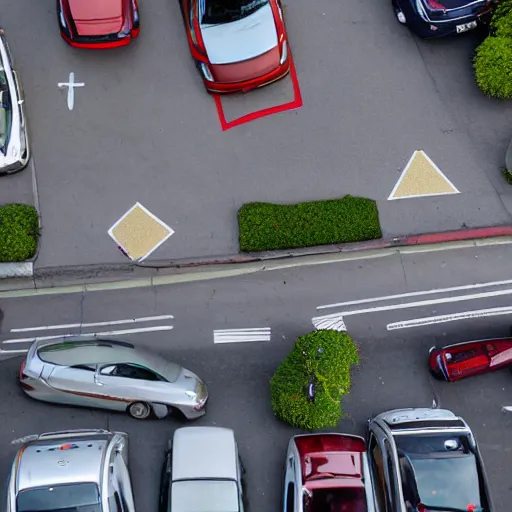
[
  {"left": 57, "top": 0, "right": 140, "bottom": 49},
  {"left": 283, "top": 433, "right": 376, "bottom": 512},
  {"left": 429, "top": 337, "right": 512, "bottom": 382},
  {"left": 181, "top": 0, "right": 290, "bottom": 93}
]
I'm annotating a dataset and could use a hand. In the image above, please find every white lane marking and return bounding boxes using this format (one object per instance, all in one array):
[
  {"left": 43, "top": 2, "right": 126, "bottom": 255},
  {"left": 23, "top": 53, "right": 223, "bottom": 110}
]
[
  {"left": 58, "top": 72, "right": 84, "bottom": 110},
  {"left": 213, "top": 328, "right": 271, "bottom": 344},
  {"left": 10, "top": 315, "right": 175, "bottom": 333},
  {"left": 317, "top": 278, "right": 512, "bottom": 310},
  {"left": 387, "top": 306, "right": 512, "bottom": 330},
  {"left": 2, "top": 325, "right": 174, "bottom": 344},
  {"left": 312, "top": 313, "right": 346, "bottom": 331},
  {"left": 0, "top": 348, "right": 28, "bottom": 354},
  {"left": 316, "top": 287, "right": 512, "bottom": 318}
]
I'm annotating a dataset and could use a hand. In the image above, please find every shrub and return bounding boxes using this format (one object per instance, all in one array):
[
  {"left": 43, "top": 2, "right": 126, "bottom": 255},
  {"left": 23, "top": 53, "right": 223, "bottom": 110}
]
[
  {"left": 238, "top": 195, "right": 382, "bottom": 252},
  {"left": 0, "top": 204, "right": 39, "bottom": 262},
  {"left": 474, "top": 36, "right": 512, "bottom": 99},
  {"left": 503, "top": 168, "right": 512, "bottom": 185},
  {"left": 270, "top": 330, "right": 359, "bottom": 430},
  {"left": 491, "top": 0, "right": 512, "bottom": 36}
]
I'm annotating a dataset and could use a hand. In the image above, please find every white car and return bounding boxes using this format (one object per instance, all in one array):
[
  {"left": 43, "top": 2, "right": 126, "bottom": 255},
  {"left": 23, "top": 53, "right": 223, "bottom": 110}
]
[
  {"left": 160, "top": 426, "right": 246, "bottom": 512},
  {"left": 0, "top": 29, "right": 29, "bottom": 176}
]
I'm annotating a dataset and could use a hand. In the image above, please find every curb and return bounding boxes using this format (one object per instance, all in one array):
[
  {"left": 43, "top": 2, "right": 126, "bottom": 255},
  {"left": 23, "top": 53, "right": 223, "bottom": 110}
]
[{"left": 1, "top": 225, "right": 512, "bottom": 288}]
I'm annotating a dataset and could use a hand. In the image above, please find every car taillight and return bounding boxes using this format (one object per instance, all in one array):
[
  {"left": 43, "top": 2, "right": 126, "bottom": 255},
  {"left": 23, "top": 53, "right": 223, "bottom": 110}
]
[
  {"left": 426, "top": 0, "right": 446, "bottom": 9},
  {"left": 19, "top": 360, "right": 26, "bottom": 380}
]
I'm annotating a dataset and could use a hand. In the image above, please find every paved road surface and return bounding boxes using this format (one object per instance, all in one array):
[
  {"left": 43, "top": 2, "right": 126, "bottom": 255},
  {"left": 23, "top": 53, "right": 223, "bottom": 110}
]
[
  {"left": 1, "top": 243, "right": 512, "bottom": 510},
  {"left": 0, "top": 0, "right": 511, "bottom": 269}
]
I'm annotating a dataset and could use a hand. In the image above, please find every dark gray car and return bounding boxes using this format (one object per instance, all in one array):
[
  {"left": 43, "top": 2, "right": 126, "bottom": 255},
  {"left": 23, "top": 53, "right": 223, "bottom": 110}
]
[{"left": 367, "top": 408, "right": 493, "bottom": 512}]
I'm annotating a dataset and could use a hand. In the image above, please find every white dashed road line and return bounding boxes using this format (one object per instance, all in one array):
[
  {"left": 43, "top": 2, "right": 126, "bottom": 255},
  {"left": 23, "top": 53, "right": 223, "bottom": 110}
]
[{"left": 213, "top": 328, "right": 271, "bottom": 344}]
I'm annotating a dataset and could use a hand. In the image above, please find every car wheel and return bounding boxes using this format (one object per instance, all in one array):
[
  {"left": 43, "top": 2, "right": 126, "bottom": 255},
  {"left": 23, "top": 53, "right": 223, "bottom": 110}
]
[{"left": 128, "top": 401, "right": 152, "bottom": 420}]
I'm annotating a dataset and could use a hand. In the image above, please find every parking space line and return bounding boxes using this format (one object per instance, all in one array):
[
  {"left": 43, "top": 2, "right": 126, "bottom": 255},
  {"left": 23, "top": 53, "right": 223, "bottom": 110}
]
[
  {"left": 317, "top": 279, "right": 512, "bottom": 310},
  {"left": 2, "top": 325, "right": 174, "bottom": 344},
  {"left": 213, "top": 54, "right": 302, "bottom": 131},
  {"left": 10, "top": 315, "right": 175, "bottom": 332},
  {"left": 387, "top": 306, "right": 512, "bottom": 330},
  {"left": 321, "top": 287, "right": 512, "bottom": 318},
  {"left": 213, "top": 328, "right": 271, "bottom": 343}
]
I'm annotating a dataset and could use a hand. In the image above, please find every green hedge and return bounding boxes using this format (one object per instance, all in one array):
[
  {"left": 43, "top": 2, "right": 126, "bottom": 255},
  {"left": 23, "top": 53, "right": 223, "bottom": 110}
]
[
  {"left": 474, "top": 0, "right": 512, "bottom": 99},
  {"left": 270, "top": 330, "right": 359, "bottom": 430},
  {"left": 0, "top": 204, "right": 39, "bottom": 262},
  {"left": 238, "top": 195, "right": 382, "bottom": 252},
  {"left": 474, "top": 36, "right": 512, "bottom": 99}
]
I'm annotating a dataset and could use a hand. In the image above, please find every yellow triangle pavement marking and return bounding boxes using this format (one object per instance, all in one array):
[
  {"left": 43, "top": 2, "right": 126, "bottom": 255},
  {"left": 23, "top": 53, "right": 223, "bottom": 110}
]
[{"left": 388, "top": 150, "right": 460, "bottom": 200}]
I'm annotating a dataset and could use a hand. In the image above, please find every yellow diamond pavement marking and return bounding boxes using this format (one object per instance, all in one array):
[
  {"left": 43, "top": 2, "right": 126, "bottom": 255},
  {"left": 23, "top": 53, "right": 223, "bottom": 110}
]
[
  {"left": 388, "top": 150, "right": 460, "bottom": 200},
  {"left": 108, "top": 202, "right": 174, "bottom": 261}
]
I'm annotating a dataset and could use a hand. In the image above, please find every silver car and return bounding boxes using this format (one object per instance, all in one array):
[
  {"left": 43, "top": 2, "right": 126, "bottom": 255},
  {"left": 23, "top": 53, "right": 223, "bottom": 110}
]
[
  {"left": 0, "top": 29, "right": 30, "bottom": 176},
  {"left": 6, "top": 429, "right": 135, "bottom": 512},
  {"left": 159, "top": 427, "right": 246, "bottom": 512},
  {"left": 19, "top": 336, "right": 208, "bottom": 420},
  {"left": 367, "top": 408, "right": 493, "bottom": 512}
]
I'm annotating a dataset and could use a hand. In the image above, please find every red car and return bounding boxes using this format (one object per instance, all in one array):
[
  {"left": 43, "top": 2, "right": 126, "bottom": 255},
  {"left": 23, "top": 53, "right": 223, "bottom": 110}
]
[
  {"left": 181, "top": 0, "right": 290, "bottom": 93},
  {"left": 57, "top": 0, "right": 140, "bottom": 49},
  {"left": 283, "top": 433, "right": 375, "bottom": 512},
  {"left": 429, "top": 337, "right": 512, "bottom": 382}
]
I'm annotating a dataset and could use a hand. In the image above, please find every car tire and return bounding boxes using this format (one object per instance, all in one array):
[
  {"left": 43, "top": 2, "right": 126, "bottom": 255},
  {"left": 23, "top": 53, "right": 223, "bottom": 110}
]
[{"left": 128, "top": 401, "right": 152, "bottom": 420}]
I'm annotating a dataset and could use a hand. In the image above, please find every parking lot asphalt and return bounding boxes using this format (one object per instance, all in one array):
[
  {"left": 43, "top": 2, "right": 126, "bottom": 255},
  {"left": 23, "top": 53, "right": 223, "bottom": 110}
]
[
  {"left": 1, "top": 0, "right": 512, "bottom": 270},
  {"left": 1, "top": 242, "right": 512, "bottom": 510}
]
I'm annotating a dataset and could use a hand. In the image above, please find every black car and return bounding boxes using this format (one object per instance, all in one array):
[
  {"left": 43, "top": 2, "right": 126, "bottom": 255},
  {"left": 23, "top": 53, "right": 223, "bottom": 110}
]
[
  {"left": 392, "top": 0, "right": 495, "bottom": 38},
  {"left": 367, "top": 408, "right": 493, "bottom": 512}
]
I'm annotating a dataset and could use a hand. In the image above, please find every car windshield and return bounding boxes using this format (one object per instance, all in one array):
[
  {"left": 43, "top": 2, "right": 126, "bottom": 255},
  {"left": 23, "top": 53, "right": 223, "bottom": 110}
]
[
  {"left": 0, "top": 65, "right": 12, "bottom": 154},
  {"left": 171, "top": 480, "right": 239, "bottom": 512},
  {"left": 16, "top": 483, "right": 101, "bottom": 512},
  {"left": 201, "top": 0, "right": 269, "bottom": 25},
  {"left": 395, "top": 434, "right": 486, "bottom": 512}
]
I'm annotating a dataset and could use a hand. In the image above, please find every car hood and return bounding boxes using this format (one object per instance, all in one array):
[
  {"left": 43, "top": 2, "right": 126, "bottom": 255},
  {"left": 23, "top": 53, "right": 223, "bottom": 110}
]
[
  {"left": 68, "top": 0, "right": 123, "bottom": 20},
  {"left": 200, "top": 3, "right": 278, "bottom": 65},
  {"left": 68, "top": 0, "right": 123, "bottom": 35}
]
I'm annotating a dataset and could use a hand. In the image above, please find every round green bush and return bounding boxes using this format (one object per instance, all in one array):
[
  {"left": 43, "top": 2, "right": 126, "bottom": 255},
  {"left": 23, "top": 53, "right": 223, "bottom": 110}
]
[
  {"left": 491, "top": 0, "right": 512, "bottom": 36},
  {"left": 269, "top": 330, "right": 359, "bottom": 430},
  {"left": 474, "top": 36, "right": 512, "bottom": 99}
]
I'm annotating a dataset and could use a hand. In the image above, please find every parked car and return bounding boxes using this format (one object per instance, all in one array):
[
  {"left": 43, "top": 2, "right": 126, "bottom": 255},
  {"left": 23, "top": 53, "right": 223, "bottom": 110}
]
[
  {"left": 180, "top": 0, "right": 290, "bottom": 93},
  {"left": 6, "top": 428, "right": 135, "bottom": 512},
  {"left": 57, "top": 0, "right": 140, "bottom": 49},
  {"left": 367, "top": 408, "right": 493, "bottom": 512},
  {"left": 429, "top": 337, "right": 512, "bottom": 382},
  {"left": 392, "top": 0, "right": 495, "bottom": 38},
  {"left": 0, "top": 30, "right": 30, "bottom": 176},
  {"left": 159, "top": 426, "right": 245, "bottom": 512},
  {"left": 283, "top": 433, "right": 377, "bottom": 512},
  {"left": 19, "top": 336, "right": 208, "bottom": 420}
]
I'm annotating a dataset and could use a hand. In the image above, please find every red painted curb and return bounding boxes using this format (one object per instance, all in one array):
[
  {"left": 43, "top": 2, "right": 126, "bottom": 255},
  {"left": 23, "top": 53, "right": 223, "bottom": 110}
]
[{"left": 402, "top": 226, "right": 512, "bottom": 246}]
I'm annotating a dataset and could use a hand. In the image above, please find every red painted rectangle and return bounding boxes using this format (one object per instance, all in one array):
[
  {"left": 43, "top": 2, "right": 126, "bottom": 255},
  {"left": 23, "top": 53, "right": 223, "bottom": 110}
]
[{"left": 213, "top": 53, "right": 303, "bottom": 131}]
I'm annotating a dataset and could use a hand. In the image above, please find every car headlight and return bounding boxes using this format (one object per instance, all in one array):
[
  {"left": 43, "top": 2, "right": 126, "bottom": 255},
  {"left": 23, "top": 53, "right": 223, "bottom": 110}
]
[
  {"left": 280, "top": 41, "right": 288, "bottom": 65},
  {"left": 9, "top": 144, "right": 19, "bottom": 159},
  {"left": 132, "top": 0, "right": 139, "bottom": 22},
  {"left": 118, "top": 16, "right": 132, "bottom": 38},
  {"left": 200, "top": 62, "right": 214, "bottom": 82},
  {"left": 59, "top": 0, "right": 68, "bottom": 28}
]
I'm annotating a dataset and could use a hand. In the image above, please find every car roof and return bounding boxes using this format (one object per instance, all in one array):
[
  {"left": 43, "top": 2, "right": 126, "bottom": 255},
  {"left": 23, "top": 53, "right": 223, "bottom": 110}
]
[
  {"left": 16, "top": 436, "right": 109, "bottom": 492},
  {"left": 172, "top": 427, "right": 238, "bottom": 481},
  {"left": 33, "top": 339, "right": 182, "bottom": 381}
]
